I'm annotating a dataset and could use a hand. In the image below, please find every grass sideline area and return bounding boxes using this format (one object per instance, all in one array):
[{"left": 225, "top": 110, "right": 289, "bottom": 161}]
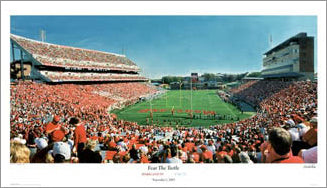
[{"left": 113, "top": 90, "right": 255, "bottom": 127}]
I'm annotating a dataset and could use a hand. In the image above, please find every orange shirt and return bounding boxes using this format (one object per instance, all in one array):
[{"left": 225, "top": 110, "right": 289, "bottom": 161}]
[
  {"left": 185, "top": 142, "right": 195, "bottom": 152},
  {"left": 203, "top": 150, "right": 213, "bottom": 160},
  {"left": 192, "top": 152, "right": 200, "bottom": 163}
]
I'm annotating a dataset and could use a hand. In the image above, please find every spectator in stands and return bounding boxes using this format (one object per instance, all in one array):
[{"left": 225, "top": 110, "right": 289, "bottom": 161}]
[
  {"left": 223, "top": 155, "right": 233, "bottom": 163},
  {"left": 298, "top": 146, "right": 317, "bottom": 163},
  {"left": 53, "top": 142, "right": 71, "bottom": 163},
  {"left": 10, "top": 141, "right": 30, "bottom": 163},
  {"left": 9, "top": 78, "right": 317, "bottom": 164},
  {"left": 69, "top": 117, "right": 87, "bottom": 157},
  {"left": 166, "top": 146, "right": 182, "bottom": 163},
  {"left": 45, "top": 115, "right": 66, "bottom": 143},
  {"left": 79, "top": 139, "right": 102, "bottom": 163},
  {"left": 239, "top": 152, "right": 253, "bottom": 163},
  {"left": 31, "top": 143, "right": 54, "bottom": 163},
  {"left": 291, "top": 116, "right": 317, "bottom": 156},
  {"left": 302, "top": 117, "right": 317, "bottom": 147},
  {"left": 261, "top": 127, "right": 304, "bottom": 163}
]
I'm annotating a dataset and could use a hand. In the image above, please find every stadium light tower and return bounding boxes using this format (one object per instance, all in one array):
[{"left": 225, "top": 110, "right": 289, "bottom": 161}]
[
  {"left": 190, "top": 77, "right": 193, "bottom": 118},
  {"left": 40, "top": 30, "right": 46, "bottom": 42},
  {"left": 166, "top": 89, "right": 168, "bottom": 107},
  {"left": 269, "top": 34, "right": 273, "bottom": 49},
  {"left": 179, "top": 81, "right": 182, "bottom": 107}
]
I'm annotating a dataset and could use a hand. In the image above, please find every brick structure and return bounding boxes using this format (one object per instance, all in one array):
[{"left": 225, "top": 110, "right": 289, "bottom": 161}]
[{"left": 262, "top": 33, "right": 314, "bottom": 80}]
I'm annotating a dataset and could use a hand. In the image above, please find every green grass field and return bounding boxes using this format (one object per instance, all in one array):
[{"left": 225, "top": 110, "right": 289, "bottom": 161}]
[{"left": 113, "top": 90, "right": 255, "bottom": 127}]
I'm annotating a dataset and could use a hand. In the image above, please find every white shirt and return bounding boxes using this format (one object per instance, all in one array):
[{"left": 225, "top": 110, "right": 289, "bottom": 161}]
[
  {"left": 302, "top": 146, "right": 317, "bottom": 163},
  {"left": 166, "top": 157, "right": 182, "bottom": 163},
  {"left": 288, "top": 128, "right": 301, "bottom": 141},
  {"left": 207, "top": 145, "right": 216, "bottom": 154}
]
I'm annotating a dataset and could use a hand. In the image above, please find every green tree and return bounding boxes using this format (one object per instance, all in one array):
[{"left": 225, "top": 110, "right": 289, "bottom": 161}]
[
  {"left": 202, "top": 73, "right": 216, "bottom": 82},
  {"left": 247, "top": 72, "right": 262, "bottom": 77}
]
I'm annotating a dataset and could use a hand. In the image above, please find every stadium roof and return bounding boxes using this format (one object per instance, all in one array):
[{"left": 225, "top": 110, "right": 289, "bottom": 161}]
[
  {"left": 11, "top": 34, "right": 126, "bottom": 57},
  {"left": 242, "top": 77, "right": 264, "bottom": 80},
  {"left": 261, "top": 72, "right": 304, "bottom": 78}
]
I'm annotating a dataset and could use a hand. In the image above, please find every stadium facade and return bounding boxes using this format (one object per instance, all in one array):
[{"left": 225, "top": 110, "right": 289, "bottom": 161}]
[
  {"left": 10, "top": 34, "right": 147, "bottom": 83},
  {"left": 262, "top": 32, "right": 314, "bottom": 80}
]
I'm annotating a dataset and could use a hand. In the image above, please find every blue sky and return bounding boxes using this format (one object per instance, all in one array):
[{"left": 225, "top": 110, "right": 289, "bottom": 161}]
[{"left": 11, "top": 16, "right": 317, "bottom": 79}]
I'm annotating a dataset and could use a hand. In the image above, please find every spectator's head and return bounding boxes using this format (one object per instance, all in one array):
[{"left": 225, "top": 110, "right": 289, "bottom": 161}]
[
  {"left": 53, "top": 142, "right": 71, "bottom": 163},
  {"left": 171, "top": 146, "right": 178, "bottom": 158},
  {"left": 113, "top": 154, "right": 121, "bottom": 163},
  {"left": 122, "top": 154, "right": 130, "bottom": 163},
  {"left": 45, "top": 152, "right": 54, "bottom": 163},
  {"left": 85, "top": 139, "right": 97, "bottom": 151},
  {"left": 223, "top": 155, "right": 233, "bottom": 163},
  {"left": 54, "top": 154, "right": 66, "bottom": 163},
  {"left": 239, "top": 152, "right": 252, "bottom": 163},
  {"left": 10, "top": 141, "right": 30, "bottom": 163},
  {"left": 53, "top": 115, "right": 60, "bottom": 124},
  {"left": 310, "top": 117, "right": 317, "bottom": 128},
  {"left": 69, "top": 117, "right": 80, "bottom": 126},
  {"left": 200, "top": 145, "right": 207, "bottom": 152},
  {"left": 268, "top": 127, "right": 292, "bottom": 156}
]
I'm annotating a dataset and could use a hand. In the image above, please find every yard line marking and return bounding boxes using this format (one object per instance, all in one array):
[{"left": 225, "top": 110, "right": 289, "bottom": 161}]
[{"left": 215, "top": 94, "right": 236, "bottom": 116}]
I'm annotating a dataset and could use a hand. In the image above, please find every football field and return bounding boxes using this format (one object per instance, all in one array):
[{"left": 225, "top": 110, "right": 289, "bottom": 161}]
[{"left": 113, "top": 90, "right": 255, "bottom": 127}]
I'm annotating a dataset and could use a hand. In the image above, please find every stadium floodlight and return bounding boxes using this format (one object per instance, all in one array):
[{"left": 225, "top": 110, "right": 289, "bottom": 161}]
[
  {"left": 149, "top": 98, "right": 153, "bottom": 122},
  {"left": 190, "top": 78, "right": 193, "bottom": 118},
  {"left": 11, "top": 41, "right": 15, "bottom": 62},
  {"left": 179, "top": 81, "right": 182, "bottom": 107},
  {"left": 166, "top": 89, "right": 168, "bottom": 107},
  {"left": 40, "top": 30, "right": 46, "bottom": 42}
]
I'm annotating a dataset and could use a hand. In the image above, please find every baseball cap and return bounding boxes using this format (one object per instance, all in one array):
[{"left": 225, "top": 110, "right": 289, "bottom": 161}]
[
  {"left": 53, "top": 142, "right": 71, "bottom": 160},
  {"left": 35, "top": 138, "right": 48, "bottom": 150},
  {"left": 284, "top": 119, "right": 295, "bottom": 127},
  {"left": 310, "top": 117, "right": 317, "bottom": 124}
]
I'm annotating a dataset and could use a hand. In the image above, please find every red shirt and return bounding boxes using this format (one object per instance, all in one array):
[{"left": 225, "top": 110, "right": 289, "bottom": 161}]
[
  {"left": 105, "top": 151, "right": 116, "bottom": 160},
  {"left": 45, "top": 122, "right": 58, "bottom": 133},
  {"left": 52, "top": 130, "right": 65, "bottom": 142},
  {"left": 74, "top": 125, "right": 87, "bottom": 147},
  {"left": 109, "top": 141, "right": 116, "bottom": 148},
  {"left": 45, "top": 122, "right": 65, "bottom": 142},
  {"left": 273, "top": 156, "right": 304, "bottom": 163},
  {"left": 140, "top": 155, "right": 149, "bottom": 163}
]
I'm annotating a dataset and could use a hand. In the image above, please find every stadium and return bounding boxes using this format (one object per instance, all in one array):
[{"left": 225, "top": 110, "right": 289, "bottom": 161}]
[{"left": 10, "top": 31, "right": 317, "bottom": 164}]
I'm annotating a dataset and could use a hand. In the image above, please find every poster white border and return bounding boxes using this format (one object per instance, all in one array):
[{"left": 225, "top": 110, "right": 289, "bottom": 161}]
[{"left": 1, "top": 1, "right": 326, "bottom": 187}]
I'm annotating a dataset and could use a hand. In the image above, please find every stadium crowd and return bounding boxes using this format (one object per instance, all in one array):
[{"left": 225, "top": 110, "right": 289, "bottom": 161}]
[
  {"left": 11, "top": 34, "right": 139, "bottom": 71},
  {"left": 10, "top": 79, "right": 317, "bottom": 164},
  {"left": 40, "top": 71, "right": 147, "bottom": 82}
]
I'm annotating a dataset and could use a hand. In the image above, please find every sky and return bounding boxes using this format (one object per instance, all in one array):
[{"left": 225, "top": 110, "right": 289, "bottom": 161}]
[{"left": 10, "top": 16, "right": 317, "bottom": 79}]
